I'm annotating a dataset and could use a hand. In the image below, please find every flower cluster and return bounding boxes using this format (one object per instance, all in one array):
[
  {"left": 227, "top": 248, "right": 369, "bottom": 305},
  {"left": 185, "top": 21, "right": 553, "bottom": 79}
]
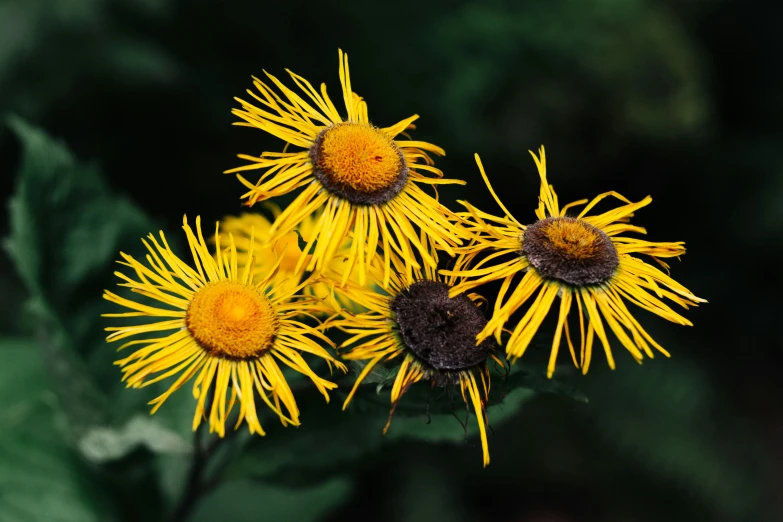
[{"left": 103, "top": 50, "right": 704, "bottom": 467}]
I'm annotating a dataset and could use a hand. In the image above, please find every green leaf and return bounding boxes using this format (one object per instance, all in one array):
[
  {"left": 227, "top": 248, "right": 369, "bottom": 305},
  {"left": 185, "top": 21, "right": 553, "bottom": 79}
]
[
  {"left": 4, "top": 115, "right": 153, "bottom": 307},
  {"left": 232, "top": 386, "right": 536, "bottom": 482},
  {"left": 78, "top": 415, "right": 191, "bottom": 464},
  {"left": 386, "top": 386, "right": 535, "bottom": 442},
  {"left": 585, "top": 359, "right": 763, "bottom": 519},
  {"left": 4, "top": 116, "right": 74, "bottom": 297},
  {"left": 348, "top": 360, "right": 398, "bottom": 388},
  {"left": 504, "top": 366, "right": 589, "bottom": 403},
  {"left": 154, "top": 454, "right": 193, "bottom": 511},
  {"left": 0, "top": 337, "right": 112, "bottom": 522},
  {"left": 225, "top": 358, "right": 541, "bottom": 483},
  {"left": 189, "top": 476, "right": 352, "bottom": 522},
  {"left": 340, "top": 351, "right": 576, "bottom": 418},
  {"left": 3, "top": 117, "right": 157, "bottom": 446},
  {"left": 23, "top": 298, "right": 108, "bottom": 439}
]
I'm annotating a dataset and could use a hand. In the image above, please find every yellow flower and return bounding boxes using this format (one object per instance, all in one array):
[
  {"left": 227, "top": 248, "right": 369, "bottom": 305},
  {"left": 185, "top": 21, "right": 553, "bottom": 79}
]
[
  {"left": 103, "top": 216, "right": 346, "bottom": 436},
  {"left": 443, "top": 147, "right": 706, "bottom": 377},
  {"left": 218, "top": 209, "right": 305, "bottom": 281},
  {"left": 226, "top": 49, "right": 467, "bottom": 288},
  {"left": 218, "top": 207, "right": 377, "bottom": 311},
  {"left": 326, "top": 254, "right": 501, "bottom": 467}
]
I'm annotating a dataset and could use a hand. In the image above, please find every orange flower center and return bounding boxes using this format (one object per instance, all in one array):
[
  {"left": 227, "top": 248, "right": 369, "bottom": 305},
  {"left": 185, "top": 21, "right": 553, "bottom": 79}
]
[
  {"left": 540, "top": 218, "right": 603, "bottom": 259},
  {"left": 186, "top": 281, "right": 278, "bottom": 359},
  {"left": 310, "top": 123, "right": 407, "bottom": 205}
]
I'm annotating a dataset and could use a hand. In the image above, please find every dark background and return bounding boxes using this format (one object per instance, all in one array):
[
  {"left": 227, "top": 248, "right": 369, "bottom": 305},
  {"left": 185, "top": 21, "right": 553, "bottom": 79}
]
[{"left": 1, "top": 0, "right": 781, "bottom": 521}]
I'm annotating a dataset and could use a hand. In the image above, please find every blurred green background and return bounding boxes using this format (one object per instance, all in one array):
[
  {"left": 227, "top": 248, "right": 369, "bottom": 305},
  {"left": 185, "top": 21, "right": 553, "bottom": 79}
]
[{"left": 0, "top": 0, "right": 780, "bottom": 521}]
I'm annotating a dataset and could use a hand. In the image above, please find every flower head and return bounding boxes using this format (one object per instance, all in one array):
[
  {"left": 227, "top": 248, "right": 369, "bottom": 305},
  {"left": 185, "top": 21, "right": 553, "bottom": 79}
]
[
  {"left": 444, "top": 147, "right": 706, "bottom": 377},
  {"left": 227, "top": 50, "right": 468, "bottom": 288},
  {"left": 103, "top": 216, "right": 346, "bottom": 436},
  {"left": 326, "top": 255, "right": 501, "bottom": 467}
]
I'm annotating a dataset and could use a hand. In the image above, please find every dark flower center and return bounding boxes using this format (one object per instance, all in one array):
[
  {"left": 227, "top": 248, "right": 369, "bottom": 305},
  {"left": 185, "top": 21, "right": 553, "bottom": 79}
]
[
  {"left": 391, "top": 280, "right": 492, "bottom": 371},
  {"left": 522, "top": 216, "right": 619, "bottom": 286}
]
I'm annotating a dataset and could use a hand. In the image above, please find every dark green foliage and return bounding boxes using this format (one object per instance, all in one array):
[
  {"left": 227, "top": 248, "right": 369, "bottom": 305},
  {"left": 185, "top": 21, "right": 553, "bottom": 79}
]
[
  {"left": 5, "top": 117, "right": 151, "bottom": 303},
  {"left": 190, "top": 477, "right": 352, "bottom": 522},
  {"left": 4, "top": 116, "right": 143, "bottom": 438},
  {"left": 583, "top": 360, "right": 764, "bottom": 520},
  {"left": 431, "top": 0, "right": 709, "bottom": 155},
  {"left": 230, "top": 386, "right": 537, "bottom": 485},
  {"left": 0, "top": 338, "right": 112, "bottom": 522},
  {"left": 0, "top": 0, "right": 779, "bottom": 520}
]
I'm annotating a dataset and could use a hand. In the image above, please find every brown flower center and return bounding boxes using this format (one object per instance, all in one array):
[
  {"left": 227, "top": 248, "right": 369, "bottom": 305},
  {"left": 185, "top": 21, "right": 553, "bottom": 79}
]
[
  {"left": 391, "top": 280, "right": 493, "bottom": 372},
  {"left": 522, "top": 217, "right": 619, "bottom": 286}
]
